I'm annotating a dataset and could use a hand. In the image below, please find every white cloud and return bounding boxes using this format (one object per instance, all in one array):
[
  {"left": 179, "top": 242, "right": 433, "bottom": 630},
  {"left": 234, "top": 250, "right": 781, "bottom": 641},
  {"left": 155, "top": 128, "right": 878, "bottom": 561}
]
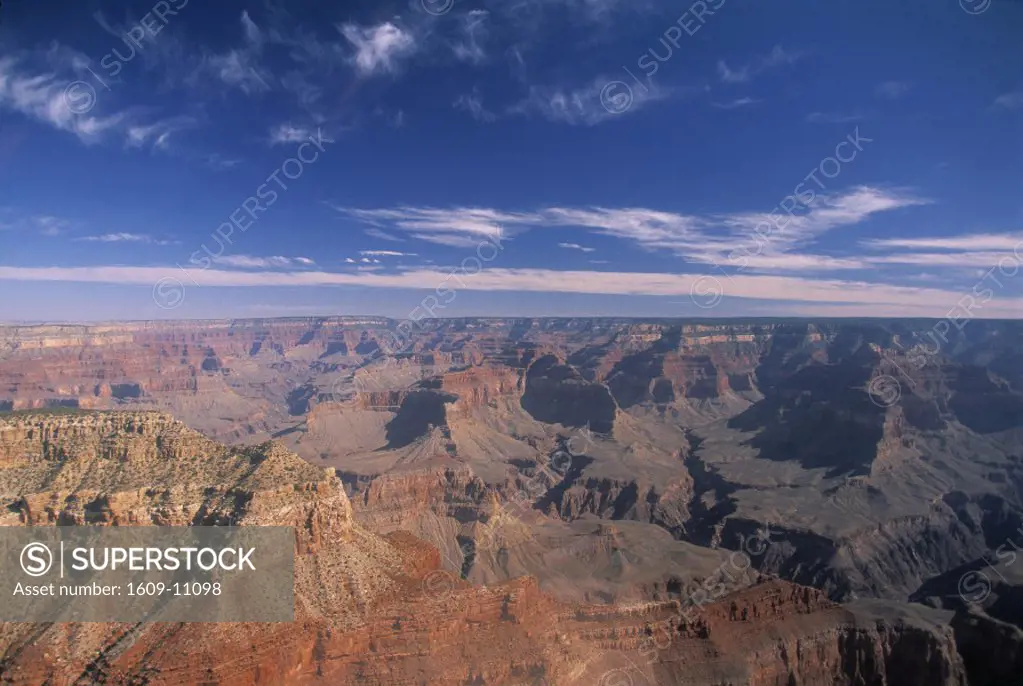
[
  {"left": 4, "top": 264, "right": 1023, "bottom": 317},
  {"left": 857, "top": 233, "right": 1023, "bottom": 269},
  {"left": 868, "top": 251, "right": 1018, "bottom": 267},
  {"left": 205, "top": 154, "right": 243, "bottom": 170},
  {"left": 717, "top": 46, "right": 802, "bottom": 84},
  {"left": 76, "top": 233, "right": 176, "bottom": 245},
  {"left": 31, "top": 216, "right": 71, "bottom": 236},
  {"left": 405, "top": 233, "right": 495, "bottom": 248},
  {"left": 994, "top": 92, "right": 1023, "bottom": 109},
  {"left": 542, "top": 207, "right": 698, "bottom": 245},
  {"left": 364, "top": 227, "right": 403, "bottom": 242},
  {"left": 269, "top": 123, "right": 315, "bottom": 145},
  {"left": 712, "top": 97, "right": 760, "bottom": 110},
  {"left": 452, "top": 10, "right": 489, "bottom": 64},
  {"left": 558, "top": 242, "right": 596, "bottom": 253},
  {"left": 727, "top": 254, "right": 865, "bottom": 271},
  {"left": 714, "top": 187, "right": 928, "bottom": 249},
  {"left": 0, "top": 52, "right": 196, "bottom": 151},
  {"left": 240, "top": 10, "right": 263, "bottom": 46},
  {"left": 511, "top": 78, "right": 672, "bottom": 126},
  {"left": 334, "top": 206, "right": 530, "bottom": 244},
  {"left": 339, "top": 21, "right": 416, "bottom": 76},
  {"left": 212, "top": 255, "right": 314, "bottom": 269},
  {"left": 125, "top": 117, "right": 195, "bottom": 150},
  {"left": 454, "top": 91, "right": 497, "bottom": 122},
  {"left": 207, "top": 49, "right": 272, "bottom": 93},
  {"left": 864, "top": 234, "right": 1023, "bottom": 251},
  {"left": 1, "top": 212, "right": 76, "bottom": 237},
  {"left": 0, "top": 56, "right": 125, "bottom": 144},
  {"left": 338, "top": 187, "right": 930, "bottom": 273},
  {"left": 359, "top": 250, "right": 416, "bottom": 257},
  {"left": 204, "top": 12, "right": 272, "bottom": 94}
]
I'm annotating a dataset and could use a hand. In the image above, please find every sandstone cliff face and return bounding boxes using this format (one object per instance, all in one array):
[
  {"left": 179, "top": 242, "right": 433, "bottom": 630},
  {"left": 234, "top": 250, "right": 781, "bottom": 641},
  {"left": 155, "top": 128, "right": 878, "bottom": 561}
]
[
  {"left": 441, "top": 366, "right": 521, "bottom": 417},
  {"left": 347, "top": 462, "right": 489, "bottom": 532},
  {"left": 568, "top": 580, "right": 966, "bottom": 686}
]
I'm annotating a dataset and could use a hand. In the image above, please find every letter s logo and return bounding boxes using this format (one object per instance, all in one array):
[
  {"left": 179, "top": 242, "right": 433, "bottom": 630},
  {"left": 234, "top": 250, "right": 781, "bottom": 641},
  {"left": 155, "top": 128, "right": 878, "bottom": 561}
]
[{"left": 21, "top": 542, "right": 53, "bottom": 577}]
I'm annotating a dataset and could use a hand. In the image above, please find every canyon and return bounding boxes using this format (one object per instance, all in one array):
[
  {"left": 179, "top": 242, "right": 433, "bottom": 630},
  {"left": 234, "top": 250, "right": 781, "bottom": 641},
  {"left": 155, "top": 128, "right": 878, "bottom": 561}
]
[{"left": 1, "top": 316, "right": 1022, "bottom": 684}]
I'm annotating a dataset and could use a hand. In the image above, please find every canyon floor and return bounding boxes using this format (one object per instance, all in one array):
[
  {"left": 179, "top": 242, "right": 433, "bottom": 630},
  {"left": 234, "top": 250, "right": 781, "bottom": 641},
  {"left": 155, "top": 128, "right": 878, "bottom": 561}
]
[{"left": 1, "top": 316, "right": 1022, "bottom": 684}]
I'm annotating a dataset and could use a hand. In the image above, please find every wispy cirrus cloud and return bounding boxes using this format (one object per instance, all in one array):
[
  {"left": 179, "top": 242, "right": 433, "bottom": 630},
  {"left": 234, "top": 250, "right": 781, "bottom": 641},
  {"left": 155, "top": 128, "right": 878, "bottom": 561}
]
[
  {"left": 558, "top": 242, "right": 596, "bottom": 252},
  {"left": 207, "top": 49, "right": 272, "bottom": 94},
  {"left": 202, "top": 11, "right": 273, "bottom": 94},
  {"left": 703, "top": 187, "right": 930, "bottom": 272},
  {"left": 125, "top": 117, "right": 197, "bottom": 151},
  {"left": 0, "top": 213, "right": 73, "bottom": 237},
  {"left": 451, "top": 10, "right": 489, "bottom": 64},
  {"left": 863, "top": 234, "right": 1023, "bottom": 251},
  {"left": 268, "top": 123, "right": 319, "bottom": 145},
  {"left": 993, "top": 92, "right": 1023, "bottom": 109},
  {"left": 333, "top": 206, "right": 533, "bottom": 245},
  {"left": 860, "top": 232, "right": 1023, "bottom": 268},
  {"left": 510, "top": 78, "right": 672, "bottom": 125},
  {"left": 0, "top": 55, "right": 125, "bottom": 144},
  {"left": 0, "top": 49, "right": 198, "bottom": 153},
  {"left": 364, "top": 227, "right": 404, "bottom": 242},
  {"left": 712, "top": 97, "right": 761, "bottom": 110},
  {"left": 360, "top": 250, "right": 417, "bottom": 257},
  {"left": 717, "top": 45, "right": 802, "bottom": 84},
  {"left": 203, "top": 154, "right": 243, "bottom": 170},
  {"left": 868, "top": 251, "right": 1020, "bottom": 267},
  {"left": 75, "top": 233, "right": 178, "bottom": 245},
  {"left": 541, "top": 207, "right": 698, "bottom": 246},
  {"left": 4, "top": 264, "right": 1022, "bottom": 317},
  {"left": 336, "top": 187, "right": 931, "bottom": 274},
  {"left": 32, "top": 216, "right": 71, "bottom": 237},
  {"left": 212, "top": 255, "right": 315, "bottom": 269},
  {"left": 340, "top": 21, "right": 417, "bottom": 76},
  {"left": 454, "top": 89, "right": 498, "bottom": 122}
]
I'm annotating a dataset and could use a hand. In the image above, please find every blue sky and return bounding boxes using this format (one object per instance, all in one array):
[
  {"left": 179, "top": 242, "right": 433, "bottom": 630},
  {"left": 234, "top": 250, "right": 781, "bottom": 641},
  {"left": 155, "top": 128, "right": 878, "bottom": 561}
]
[{"left": 1, "top": 0, "right": 1022, "bottom": 321}]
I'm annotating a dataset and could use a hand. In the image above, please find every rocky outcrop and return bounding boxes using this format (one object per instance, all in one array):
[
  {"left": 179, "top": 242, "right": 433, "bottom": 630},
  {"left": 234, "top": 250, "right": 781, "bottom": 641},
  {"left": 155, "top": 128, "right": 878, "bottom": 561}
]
[
  {"left": 568, "top": 580, "right": 966, "bottom": 685},
  {"left": 0, "top": 410, "right": 212, "bottom": 465},
  {"left": 346, "top": 462, "right": 490, "bottom": 531},
  {"left": 951, "top": 607, "right": 1023, "bottom": 686},
  {"left": 441, "top": 366, "right": 521, "bottom": 416},
  {"left": 537, "top": 474, "right": 692, "bottom": 532},
  {"left": 521, "top": 354, "right": 617, "bottom": 433},
  {"left": 384, "top": 389, "right": 458, "bottom": 448},
  {"left": 0, "top": 411, "right": 976, "bottom": 684}
]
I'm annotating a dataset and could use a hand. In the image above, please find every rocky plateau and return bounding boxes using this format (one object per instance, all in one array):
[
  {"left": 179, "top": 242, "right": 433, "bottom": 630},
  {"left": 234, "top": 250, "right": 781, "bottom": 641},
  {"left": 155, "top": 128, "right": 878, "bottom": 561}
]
[{"left": 1, "top": 316, "right": 1021, "bottom": 684}]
